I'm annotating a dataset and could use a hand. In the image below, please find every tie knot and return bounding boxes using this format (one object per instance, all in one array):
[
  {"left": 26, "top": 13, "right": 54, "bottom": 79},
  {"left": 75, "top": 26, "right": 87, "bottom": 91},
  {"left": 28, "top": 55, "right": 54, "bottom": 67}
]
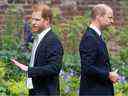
[{"left": 100, "top": 34, "right": 104, "bottom": 41}]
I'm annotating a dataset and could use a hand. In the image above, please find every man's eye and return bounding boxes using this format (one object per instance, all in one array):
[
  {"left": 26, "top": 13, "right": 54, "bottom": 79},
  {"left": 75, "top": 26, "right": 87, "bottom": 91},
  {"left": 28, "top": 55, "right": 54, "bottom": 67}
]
[
  {"left": 108, "top": 17, "right": 113, "bottom": 19},
  {"left": 35, "top": 18, "right": 41, "bottom": 21},
  {"left": 32, "top": 18, "right": 41, "bottom": 21}
]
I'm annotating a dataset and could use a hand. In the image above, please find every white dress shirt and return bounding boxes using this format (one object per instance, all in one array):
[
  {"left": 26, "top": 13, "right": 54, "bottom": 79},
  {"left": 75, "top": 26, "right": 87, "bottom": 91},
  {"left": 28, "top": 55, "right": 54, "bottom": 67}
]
[
  {"left": 29, "top": 27, "right": 51, "bottom": 67},
  {"left": 27, "top": 26, "right": 51, "bottom": 89},
  {"left": 90, "top": 24, "right": 101, "bottom": 36}
]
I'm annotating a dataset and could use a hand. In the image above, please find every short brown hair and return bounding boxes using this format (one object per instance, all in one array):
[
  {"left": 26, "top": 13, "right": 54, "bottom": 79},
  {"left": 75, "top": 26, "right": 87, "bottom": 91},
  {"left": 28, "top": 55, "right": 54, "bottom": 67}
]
[
  {"left": 32, "top": 4, "right": 52, "bottom": 23},
  {"left": 91, "top": 4, "right": 112, "bottom": 20}
]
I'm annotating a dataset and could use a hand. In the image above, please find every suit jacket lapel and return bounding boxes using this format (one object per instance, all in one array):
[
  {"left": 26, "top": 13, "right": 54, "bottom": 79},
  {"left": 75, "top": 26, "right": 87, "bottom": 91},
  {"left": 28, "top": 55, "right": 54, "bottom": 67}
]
[
  {"left": 88, "top": 27, "right": 111, "bottom": 71},
  {"left": 34, "top": 30, "right": 51, "bottom": 65}
]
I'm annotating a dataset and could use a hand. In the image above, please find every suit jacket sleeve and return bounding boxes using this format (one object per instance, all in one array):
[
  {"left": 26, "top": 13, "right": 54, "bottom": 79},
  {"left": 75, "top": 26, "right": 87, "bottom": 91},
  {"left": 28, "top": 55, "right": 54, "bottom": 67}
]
[
  {"left": 28, "top": 38, "right": 63, "bottom": 77},
  {"left": 80, "top": 36, "right": 109, "bottom": 82}
]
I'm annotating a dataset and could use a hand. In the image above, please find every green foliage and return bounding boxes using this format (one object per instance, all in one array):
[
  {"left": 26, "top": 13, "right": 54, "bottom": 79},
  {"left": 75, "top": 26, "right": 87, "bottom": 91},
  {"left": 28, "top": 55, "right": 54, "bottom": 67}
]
[
  {"left": 60, "top": 75, "right": 79, "bottom": 96},
  {"left": 63, "top": 53, "right": 80, "bottom": 73},
  {"left": 115, "top": 82, "right": 128, "bottom": 96},
  {"left": 109, "top": 27, "right": 128, "bottom": 95},
  {"left": 0, "top": 4, "right": 28, "bottom": 95},
  {"left": 116, "top": 27, "right": 128, "bottom": 47},
  {"left": 53, "top": 12, "right": 89, "bottom": 53},
  {"left": 103, "top": 26, "right": 117, "bottom": 41},
  {"left": 8, "top": 79, "right": 28, "bottom": 96},
  {"left": 0, "top": 85, "right": 8, "bottom": 96}
]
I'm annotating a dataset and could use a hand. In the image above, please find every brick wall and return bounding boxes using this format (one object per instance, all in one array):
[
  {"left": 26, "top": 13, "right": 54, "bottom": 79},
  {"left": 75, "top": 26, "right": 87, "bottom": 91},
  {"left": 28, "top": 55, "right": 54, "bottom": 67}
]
[
  {"left": 0, "top": 0, "right": 127, "bottom": 34},
  {"left": 23, "top": 0, "right": 125, "bottom": 27}
]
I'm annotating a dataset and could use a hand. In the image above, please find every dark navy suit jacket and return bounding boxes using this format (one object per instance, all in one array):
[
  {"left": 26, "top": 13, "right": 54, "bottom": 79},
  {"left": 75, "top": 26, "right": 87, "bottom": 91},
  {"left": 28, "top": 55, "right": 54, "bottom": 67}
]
[
  {"left": 79, "top": 27, "right": 114, "bottom": 96},
  {"left": 28, "top": 30, "right": 63, "bottom": 96}
]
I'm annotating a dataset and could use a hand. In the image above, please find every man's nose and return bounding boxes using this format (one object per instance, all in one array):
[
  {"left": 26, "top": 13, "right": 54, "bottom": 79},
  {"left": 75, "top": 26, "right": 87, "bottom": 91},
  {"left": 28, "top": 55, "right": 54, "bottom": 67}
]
[{"left": 110, "top": 19, "right": 114, "bottom": 24}]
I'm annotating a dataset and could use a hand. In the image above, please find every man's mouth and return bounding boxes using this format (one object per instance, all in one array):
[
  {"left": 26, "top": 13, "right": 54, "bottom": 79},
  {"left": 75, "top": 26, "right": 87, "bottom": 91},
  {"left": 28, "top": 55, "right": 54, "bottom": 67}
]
[{"left": 32, "top": 26, "right": 39, "bottom": 32}]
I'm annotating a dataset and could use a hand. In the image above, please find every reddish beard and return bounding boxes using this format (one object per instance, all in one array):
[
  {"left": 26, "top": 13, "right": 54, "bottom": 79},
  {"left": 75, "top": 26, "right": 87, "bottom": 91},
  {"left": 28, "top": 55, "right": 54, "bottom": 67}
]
[{"left": 32, "top": 26, "right": 40, "bottom": 32}]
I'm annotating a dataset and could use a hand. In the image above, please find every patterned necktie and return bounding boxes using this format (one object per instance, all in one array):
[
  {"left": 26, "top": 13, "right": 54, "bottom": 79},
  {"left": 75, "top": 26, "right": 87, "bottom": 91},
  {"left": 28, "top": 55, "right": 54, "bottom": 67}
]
[{"left": 29, "top": 36, "right": 39, "bottom": 67}]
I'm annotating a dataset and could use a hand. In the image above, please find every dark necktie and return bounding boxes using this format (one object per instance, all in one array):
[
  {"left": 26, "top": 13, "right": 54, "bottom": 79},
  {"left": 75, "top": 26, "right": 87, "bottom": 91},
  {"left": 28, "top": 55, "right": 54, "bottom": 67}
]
[{"left": 100, "top": 34, "right": 105, "bottom": 41}]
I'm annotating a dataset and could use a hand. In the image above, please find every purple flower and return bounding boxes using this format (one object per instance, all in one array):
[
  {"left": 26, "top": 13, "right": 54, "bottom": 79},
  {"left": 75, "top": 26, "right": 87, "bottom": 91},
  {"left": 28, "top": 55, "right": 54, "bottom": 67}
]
[
  {"left": 118, "top": 75, "right": 126, "bottom": 84},
  {"left": 63, "top": 73, "right": 70, "bottom": 80},
  {"left": 69, "top": 69, "right": 75, "bottom": 76}
]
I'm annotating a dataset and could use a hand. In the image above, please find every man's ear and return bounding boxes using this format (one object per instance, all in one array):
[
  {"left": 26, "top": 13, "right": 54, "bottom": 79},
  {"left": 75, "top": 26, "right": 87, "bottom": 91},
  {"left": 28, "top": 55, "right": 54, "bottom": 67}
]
[
  {"left": 45, "top": 17, "right": 50, "bottom": 24},
  {"left": 43, "top": 18, "right": 50, "bottom": 26},
  {"left": 96, "top": 15, "right": 103, "bottom": 21},
  {"left": 46, "top": 17, "right": 50, "bottom": 23}
]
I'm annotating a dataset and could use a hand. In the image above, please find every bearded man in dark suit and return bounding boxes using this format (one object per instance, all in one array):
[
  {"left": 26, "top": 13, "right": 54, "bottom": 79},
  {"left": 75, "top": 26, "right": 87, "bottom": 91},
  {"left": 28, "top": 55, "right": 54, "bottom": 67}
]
[{"left": 11, "top": 4, "right": 63, "bottom": 96}]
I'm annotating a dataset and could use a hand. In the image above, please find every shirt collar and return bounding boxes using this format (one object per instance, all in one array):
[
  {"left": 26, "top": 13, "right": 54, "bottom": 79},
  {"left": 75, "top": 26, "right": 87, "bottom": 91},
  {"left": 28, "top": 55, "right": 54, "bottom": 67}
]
[
  {"left": 38, "top": 26, "right": 51, "bottom": 39},
  {"left": 90, "top": 24, "right": 101, "bottom": 36}
]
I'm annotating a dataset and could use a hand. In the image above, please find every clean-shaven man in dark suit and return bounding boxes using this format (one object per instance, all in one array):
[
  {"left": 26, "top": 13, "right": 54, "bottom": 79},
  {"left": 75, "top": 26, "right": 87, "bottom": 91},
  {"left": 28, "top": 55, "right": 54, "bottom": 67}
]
[
  {"left": 11, "top": 4, "right": 63, "bottom": 96},
  {"left": 79, "top": 4, "right": 119, "bottom": 96}
]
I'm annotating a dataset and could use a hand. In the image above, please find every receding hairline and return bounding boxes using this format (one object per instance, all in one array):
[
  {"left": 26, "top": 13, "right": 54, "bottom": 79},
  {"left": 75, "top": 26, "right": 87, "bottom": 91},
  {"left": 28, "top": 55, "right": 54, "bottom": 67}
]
[
  {"left": 94, "top": 4, "right": 112, "bottom": 10},
  {"left": 91, "top": 4, "right": 113, "bottom": 19}
]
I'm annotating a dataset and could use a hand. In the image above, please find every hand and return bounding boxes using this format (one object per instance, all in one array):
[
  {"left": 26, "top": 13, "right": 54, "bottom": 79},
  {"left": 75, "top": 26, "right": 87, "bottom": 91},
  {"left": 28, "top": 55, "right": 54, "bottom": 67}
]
[
  {"left": 11, "top": 58, "right": 28, "bottom": 72},
  {"left": 109, "top": 71, "right": 119, "bottom": 84}
]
